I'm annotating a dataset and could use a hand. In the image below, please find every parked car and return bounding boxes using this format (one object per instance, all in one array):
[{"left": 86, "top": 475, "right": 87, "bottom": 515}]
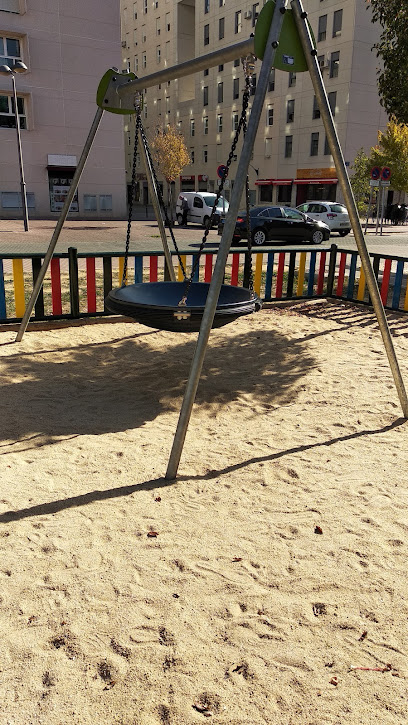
[
  {"left": 296, "top": 201, "right": 351, "bottom": 236},
  {"left": 176, "top": 192, "right": 229, "bottom": 228},
  {"left": 217, "top": 205, "right": 330, "bottom": 245}
]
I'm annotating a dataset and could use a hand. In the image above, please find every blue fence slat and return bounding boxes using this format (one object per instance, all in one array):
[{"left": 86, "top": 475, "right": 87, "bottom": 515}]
[
  {"left": 0, "top": 259, "right": 6, "bottom": 319},
  {"left": 264, "top": 253, "right": 274, "bottom": 301},
  {"left": 392, "top": 260, "right": 404, "bottom": 310},
  {"left": 134, "top": 256, "right": 143, "bottom": 283},
  {"left": 347, "top": 253, "right": 357, "bottom": 299},
  {"left": 307, "top": 252, "right": 316, "bottom": 297}
]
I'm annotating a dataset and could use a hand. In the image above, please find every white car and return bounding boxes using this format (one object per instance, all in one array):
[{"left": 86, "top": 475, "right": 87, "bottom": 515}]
[{"left": 296, "top": 201, "right": 351, "bottom": 236}]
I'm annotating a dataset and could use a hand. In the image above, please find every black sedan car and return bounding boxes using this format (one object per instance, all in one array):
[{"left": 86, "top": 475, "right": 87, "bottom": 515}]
[{"left": 217, "top": 205, "right": 330, "bottom": 245}]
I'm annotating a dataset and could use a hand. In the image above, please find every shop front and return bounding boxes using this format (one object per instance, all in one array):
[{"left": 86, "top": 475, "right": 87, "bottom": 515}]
[
  {"left": 294, "top": 168, "right": 338, "bottom": 205},
  {"left": 255, "top": 178, "right": 293, "bottom": 205},
  {"left": 180, "top": 174, "right": 195, "bottom": 192}
]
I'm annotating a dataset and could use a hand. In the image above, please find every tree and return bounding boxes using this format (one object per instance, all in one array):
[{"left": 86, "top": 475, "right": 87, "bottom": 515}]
[
  {"left": 350, "top": 148, "right": 371, "bottom": 216},
  {"left": 368, "top": 118, "right": 408, "bottom": 199},
  {"left": 367, "top": 0, "right": 408, "bottom": 123},
  {"left": 151, "top": 125, "right": 190, "bottom": 219}
]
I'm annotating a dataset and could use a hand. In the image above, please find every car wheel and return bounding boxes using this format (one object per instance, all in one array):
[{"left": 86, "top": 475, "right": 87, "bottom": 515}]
[
  {"left": 339, "top": 229, "right": 351, "bottom": 237},
  {"left": 203, "top": 215, "right": 211, "bottom": 229},
  {"left": 311, "top": 229, "right": 324, "bottom": 244},
  {"left": 177, "top": 214, "right": 184, "bottom": 226},
  {"left": 252, "top": 228, "right": 267, "bottom": 245}
]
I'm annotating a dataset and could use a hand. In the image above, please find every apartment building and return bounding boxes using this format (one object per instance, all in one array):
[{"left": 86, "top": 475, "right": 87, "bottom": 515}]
[
  {"left": 0, "top": 0, "right": 127, "bottom": 220},
  {"left": 122, "top": 0, "right": 387, "bottom": 210}
]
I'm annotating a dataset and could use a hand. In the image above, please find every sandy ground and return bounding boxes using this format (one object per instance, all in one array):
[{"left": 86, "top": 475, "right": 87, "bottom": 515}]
[{"left": 0, "top": 299, "right": 407, "bottom": 725}]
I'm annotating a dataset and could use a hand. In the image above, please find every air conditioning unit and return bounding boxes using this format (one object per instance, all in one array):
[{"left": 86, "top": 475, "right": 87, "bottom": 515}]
[
  {"left": 323, "top": 52, "right": 331, "bottom": 68},
  {"left": 121, "top": 40, "right": 127, "bottom": 48},
  {"left": 244, "top": 10, "right": 252, "bottom": 19}
]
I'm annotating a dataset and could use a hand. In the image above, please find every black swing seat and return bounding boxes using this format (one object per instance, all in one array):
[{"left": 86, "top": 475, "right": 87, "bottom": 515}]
[{"left": 105, "top": 281, "right": 261, "bottom": 332}]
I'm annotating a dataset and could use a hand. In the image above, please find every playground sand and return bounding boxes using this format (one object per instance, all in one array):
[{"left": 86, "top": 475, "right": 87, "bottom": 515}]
[{"left": 0, "top": 299, "right": 407, "bottom": 725}]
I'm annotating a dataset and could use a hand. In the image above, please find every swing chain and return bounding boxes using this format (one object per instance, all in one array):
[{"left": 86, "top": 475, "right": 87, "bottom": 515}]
[
  {"left": 182, "top": 61, "right": 253, "bottom": 303},
  {"left": 122, "top": 101, "right": 142, "bottom": 287}
]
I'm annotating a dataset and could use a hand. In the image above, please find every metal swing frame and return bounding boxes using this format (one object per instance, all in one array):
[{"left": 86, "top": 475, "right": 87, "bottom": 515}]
[{"left": 15, "top": 0, "right": 408, "bottom": 480}]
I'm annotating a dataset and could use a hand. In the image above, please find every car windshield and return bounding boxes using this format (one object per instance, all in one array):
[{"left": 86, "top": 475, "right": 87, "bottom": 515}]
[
  {"left": 284, "top": 208, "right": 304, "bottom": 220},
  {"left": 201, "top": 194, "right": 229, "bottom": 211}
]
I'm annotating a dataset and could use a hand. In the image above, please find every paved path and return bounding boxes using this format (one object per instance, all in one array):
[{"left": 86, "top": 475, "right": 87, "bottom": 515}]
[{"left": 0, "top": 218, "right": 407, "bottom": 257}]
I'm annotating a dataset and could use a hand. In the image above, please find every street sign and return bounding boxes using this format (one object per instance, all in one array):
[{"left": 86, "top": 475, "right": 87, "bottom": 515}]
[
  {"left": 380, "top": 180, "right": 391, "bottom": 186},
  {"left": 371, "top": 166, "right": 381, "bottom": 180},
  {"left": 381, "top": 166, "right": 391, "bottom": 181},
  {"left": 217, "top": 164, "right": 228, "bottom": 179},
  {"left": 370, "top": 179, "right": 380, "bottom": 187}
]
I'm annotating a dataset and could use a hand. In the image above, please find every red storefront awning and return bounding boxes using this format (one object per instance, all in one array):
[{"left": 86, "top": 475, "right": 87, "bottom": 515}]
[
  {"left": 255, "top": 178, "right": 293, "bottom": 186},
  {"left": 294, "top": 178, "right": 338, "bottom": 185}
]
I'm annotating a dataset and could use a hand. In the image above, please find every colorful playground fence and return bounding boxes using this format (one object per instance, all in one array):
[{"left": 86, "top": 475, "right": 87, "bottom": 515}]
[{"left": 0, "top": 244, "right": 408, "bottom": 324}]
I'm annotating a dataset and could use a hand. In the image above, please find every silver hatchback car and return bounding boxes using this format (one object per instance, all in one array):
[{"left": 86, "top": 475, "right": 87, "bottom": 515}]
[{"left": 296, "top": 201, "right": 351, "bottom": 236}]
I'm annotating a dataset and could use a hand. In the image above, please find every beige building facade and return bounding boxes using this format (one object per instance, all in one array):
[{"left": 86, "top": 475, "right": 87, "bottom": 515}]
[
  {"left": 122, "top": 0, "right": 388, "bottom": 210},
  {"left": 0, "top": 0, "right": 127, "bottom": 220}
]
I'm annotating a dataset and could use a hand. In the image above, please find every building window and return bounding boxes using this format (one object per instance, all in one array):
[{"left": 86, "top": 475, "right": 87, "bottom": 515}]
[
  {"left": 134, "top": 2, "right": 138, "bottom": 20},
  {"left": 219, "top": 0, "right": 225, "bottom": 6},
  {"left": 218, "top": 82, "right": 223, "bottom": 103},
  {"left": 333, "top": 9, "right": 343, "bottom": 37},
  {"left": 328, "top": 91, "right": 337, "bottom": 116},
  {"left": 190, "top": 118, "right": 195, "bottom": 136},
  {"left": 190, "top": 148, "right": 195, "bottom": 164},
  {"left": 0, "top": 35, "right": 22, "bottom": 66},
  {"left": 156, "top": 45, "right": 161, "bottom": 63},
  {"left": 324, "top": 136, "right": 331, "bottom": 156},
  {"left": 264, "top": 138, "right": 272, "bottom": 158},
  {"left": 286, "top": 99, "right": 295, "bottom": 123},
  {"left": 232, "top": 77, "right": 239, "bottom": 100},
  {"left": 156, "top": 18, "right": 160, "bottom": 35},
  {"left": 218, "top": 17, "right": 225, "bottom": 39},
  {"left": 204, "top": 0, "right": 210, "bottom": 13},
  {"left": 2, "top": 191, "right": 35, "bottom": 209},
  {"left": 204, "top": 24, "right": 209, "bottom": 46},
  {"left": 217, "top": 114, "right": 223, "bottom": 132},
  {"left": 284, "top": 135, "right": 292, "bottom": 158},
  {"left": 142, "top": 52, "right": 146, "bottom": 68},
  {"left": 142, "top": 26, "right": 146, "bottom": 43},
  {"left": 310, "top": 132, "right": 319, "bottom": 156},
  {"left": 84, "top": 195, "right": 97, "bottom": 211},
  {"left": 235, "top": 10, "right": 242, "bottom": 34},
  {"left": 234, "top": 58, "right": 240, "bottom": 67},
  {"left": 218, "top": 64, "right": 223, "bottom": 72},
  {"left": 232, "top": 112, "right": 239, "bottom": 131},
  {"left": 267, "top": 105, "right": 274, "bottom": 126},
  {"left": 317, "top": 54, "right": 325, "bottom": 71},
  {"left": 203, "top": 146, "right": 208, "bottom": 163},
  {"left": 203, "top": 116, "right": 208, "bottom": 134},
  {"left": 312, "top": 96, "right": 320, "bottom": 119},
  {"left": 203, "top": 86, "right": 208, "bottom": 106},
  {"left": 318, "top": 15, "right": 327, "bottom": 42},
  {"left": 330, "top": 51, "right": 339, "bottom": 79},
  {"left": 204, "top": 68, "right": 209, "bottom": 76},
  {"left": 260, "top": 185, "right": 272, "bottom": 203},
  {"left": 0, "top": 94, "right": 26, "bottom": 129},
  {"left": 143, "top": 0, "right": 147, "bottom": 13},
  {"left": 134, "top": 55, "right": 138, "bottom": 72},
  {"left": 166, "top": 12, "right": 170, "bottom": 31},
  {"left": 133, "top": 29, "right": 138, "bottom": 46},
  {"left": 268, "top": 68, "right": 275, "bottom": 91},
  {"left": 252, "top": 3, "right": 260, "bottom": 28},
  {"left": 99, "top": 195, "right": 113, "bottom": 211},
  {"left": 288, "top": 71, "right": 296, "bottom": 88}
]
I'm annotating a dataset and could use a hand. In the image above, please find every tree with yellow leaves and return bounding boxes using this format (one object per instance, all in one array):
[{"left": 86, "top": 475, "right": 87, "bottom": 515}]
[
  {"left": 151, "top": 124, "right": 190, "bottom": 220},
  {"left": 368, "top": 118, "right": 408, "bottom": 199}
]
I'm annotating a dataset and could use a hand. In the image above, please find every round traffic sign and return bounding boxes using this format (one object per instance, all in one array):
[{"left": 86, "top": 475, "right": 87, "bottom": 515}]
[
  {"left": 381, "top": 166, "right": 391, "bottom": 181},
  {"left": 217, "top": 164, "right": 228, "bottom": 180},
  {"left": 371, "top": 166, "right": 381, "bottom": 180}
]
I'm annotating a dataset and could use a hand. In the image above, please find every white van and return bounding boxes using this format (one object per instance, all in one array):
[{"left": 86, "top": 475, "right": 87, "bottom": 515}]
[{"left": 176, "top": 192, "right": 229, "bottom": 228}]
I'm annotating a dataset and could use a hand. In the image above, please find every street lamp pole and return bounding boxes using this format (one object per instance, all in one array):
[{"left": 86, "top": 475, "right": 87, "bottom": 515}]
[{"left": 0, "top": 62, "right": 29, "bottom": 231}]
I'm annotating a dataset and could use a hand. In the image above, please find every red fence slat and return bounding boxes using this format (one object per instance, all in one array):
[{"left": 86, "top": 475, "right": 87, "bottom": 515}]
[
  {"left": 86, "top": 257, "right": 97, "bottom": 313},
  {"left": 149, "top": 256, "right": 158, "bottom": 282},
  {"left": 275, "top": 252, "right": 285, "bottom": 298},
  {"left": 204, "top": 254, "right": 213, "bottom": 282},
  {"left": 317, "top": 251, "right": 326, "bottom": 295},
  {"left": 231, "top": 253, "right": 239, "bottom": 286},
  {"left": 336, "top": 252, "right": 347, "bottom": 296},
  {"left": 381, "top": 258, "right": 392, "bottom": 305}
]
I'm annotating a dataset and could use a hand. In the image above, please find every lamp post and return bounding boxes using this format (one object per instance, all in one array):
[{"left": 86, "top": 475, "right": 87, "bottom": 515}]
[{"left": 0, "top": 61, "right": 29, "bottom": 231}]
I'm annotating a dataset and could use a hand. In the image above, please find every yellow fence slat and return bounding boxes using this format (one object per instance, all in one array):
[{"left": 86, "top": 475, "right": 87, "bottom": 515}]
[
  {"left": 12, "top": 259, "right": 25, "bottom": 317},
  {"left": 357, "top": 265, "right": 366, "bottom": 301},
  {"left": 297, "top": 252, "right": 306, "bottom": 296},
  {"left": 178, "top": 255, "right": 186, "bottom": 282},
  {"left": 254, "top": 252, "right": 263, "bottom": 296},
  {"left": 118, "top": 257, "right": 125, "bottom": 285}
]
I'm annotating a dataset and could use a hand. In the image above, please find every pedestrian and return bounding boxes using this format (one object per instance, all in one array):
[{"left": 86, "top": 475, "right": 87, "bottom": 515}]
[{"left": 181, "top": 196, "right": 189, "bottom": 226}]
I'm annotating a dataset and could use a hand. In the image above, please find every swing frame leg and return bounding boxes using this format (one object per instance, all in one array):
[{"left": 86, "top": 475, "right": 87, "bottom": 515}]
[
  {"left": 15, "top": 107, "right": 105, "bottom": 343},
  {"left": 291, "top": 0, "right": 408, "bottom": 418},
  {"left": 165, "top": 1, "right": 288, "bottom": 480}
]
